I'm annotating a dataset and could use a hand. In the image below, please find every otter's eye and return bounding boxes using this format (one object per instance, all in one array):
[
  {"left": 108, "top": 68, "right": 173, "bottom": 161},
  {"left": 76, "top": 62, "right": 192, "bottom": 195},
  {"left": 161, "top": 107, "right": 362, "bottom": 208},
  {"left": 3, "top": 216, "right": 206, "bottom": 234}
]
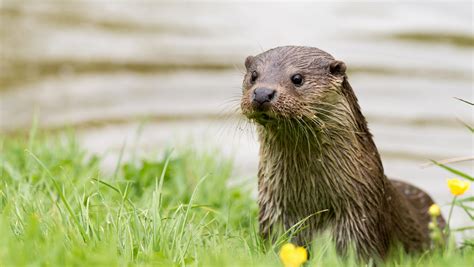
[
  {"left": 291, "top": 74, "right": 303, "bottom": 86},
  {"left": 250, "top": 71, "right": 258, "bottom": 83}
]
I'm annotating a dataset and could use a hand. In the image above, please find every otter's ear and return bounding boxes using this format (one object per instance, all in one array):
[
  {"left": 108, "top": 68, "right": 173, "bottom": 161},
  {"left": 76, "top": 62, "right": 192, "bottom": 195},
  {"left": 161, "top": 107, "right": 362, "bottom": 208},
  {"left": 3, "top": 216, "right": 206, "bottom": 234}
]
[
  {"left": 245, "top": 56, "right": 254, "bottom": 70},
  {"left": 329, "top": 60, "right": 346, "bottom": 76}
]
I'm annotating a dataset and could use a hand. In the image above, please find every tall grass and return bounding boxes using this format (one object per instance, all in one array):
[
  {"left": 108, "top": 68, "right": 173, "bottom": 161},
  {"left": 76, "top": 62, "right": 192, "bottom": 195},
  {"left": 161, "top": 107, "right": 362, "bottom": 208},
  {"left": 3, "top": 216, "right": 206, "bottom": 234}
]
[{"left": 0, "top": 131, "right": 472, "bottom": 266}]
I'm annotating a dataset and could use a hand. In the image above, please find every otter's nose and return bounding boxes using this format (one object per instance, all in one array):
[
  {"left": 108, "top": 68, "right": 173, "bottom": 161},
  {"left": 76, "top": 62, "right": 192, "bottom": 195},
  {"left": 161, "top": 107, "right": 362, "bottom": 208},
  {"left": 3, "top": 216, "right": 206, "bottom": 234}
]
[{"left": 252, "top": 88, "right": 276, "bottom": 105}]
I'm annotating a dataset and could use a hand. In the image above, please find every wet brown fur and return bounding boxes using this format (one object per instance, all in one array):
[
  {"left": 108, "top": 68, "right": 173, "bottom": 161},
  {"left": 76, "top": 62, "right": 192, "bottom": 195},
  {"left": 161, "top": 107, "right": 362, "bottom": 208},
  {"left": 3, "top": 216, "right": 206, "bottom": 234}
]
[{"left": 240, "top": 46, "right": 445, "bottom": 260}]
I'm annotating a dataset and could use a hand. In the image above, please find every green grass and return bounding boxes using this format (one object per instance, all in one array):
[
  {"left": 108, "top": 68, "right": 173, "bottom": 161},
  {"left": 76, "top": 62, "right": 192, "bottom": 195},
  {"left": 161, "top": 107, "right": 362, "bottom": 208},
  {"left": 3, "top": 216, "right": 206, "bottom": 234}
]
[{"left": 0, "top": 131, "right": 473, "bottom": 266}]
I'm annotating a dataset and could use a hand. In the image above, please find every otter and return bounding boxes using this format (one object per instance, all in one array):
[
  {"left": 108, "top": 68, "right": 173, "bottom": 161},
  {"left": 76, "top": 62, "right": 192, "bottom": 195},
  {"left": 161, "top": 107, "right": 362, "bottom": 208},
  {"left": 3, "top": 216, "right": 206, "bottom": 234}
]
[{"left": 240, "top": 46, "right": 445, "bottom": 260}]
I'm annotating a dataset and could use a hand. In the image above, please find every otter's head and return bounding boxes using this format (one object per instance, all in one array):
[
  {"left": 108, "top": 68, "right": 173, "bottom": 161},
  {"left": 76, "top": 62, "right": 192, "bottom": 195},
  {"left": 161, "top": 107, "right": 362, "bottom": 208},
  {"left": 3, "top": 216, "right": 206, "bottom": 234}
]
[{"left": 240, "top": 46, "right": 349, "bottom": 128}]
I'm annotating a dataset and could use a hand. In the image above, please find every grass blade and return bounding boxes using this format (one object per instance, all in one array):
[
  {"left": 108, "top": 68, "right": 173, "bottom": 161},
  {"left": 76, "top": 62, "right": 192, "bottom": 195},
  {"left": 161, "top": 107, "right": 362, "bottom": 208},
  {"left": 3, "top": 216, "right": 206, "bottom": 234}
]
[{"left": 430, "top": 160, "right": 474, "bottom": 181}]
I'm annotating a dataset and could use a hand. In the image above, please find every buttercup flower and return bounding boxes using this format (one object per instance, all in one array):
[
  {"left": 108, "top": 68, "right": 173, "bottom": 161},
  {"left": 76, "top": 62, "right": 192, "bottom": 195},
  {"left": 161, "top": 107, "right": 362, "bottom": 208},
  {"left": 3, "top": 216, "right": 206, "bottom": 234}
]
[
  {"left": 279, "top": 243, "right": 308, "bottom": 267},
  {"left": 447, "top": 178, "right": 470, "bottom": 196},
  {"left": 428, "top": 204, "right": 441, "bottom": 217}
]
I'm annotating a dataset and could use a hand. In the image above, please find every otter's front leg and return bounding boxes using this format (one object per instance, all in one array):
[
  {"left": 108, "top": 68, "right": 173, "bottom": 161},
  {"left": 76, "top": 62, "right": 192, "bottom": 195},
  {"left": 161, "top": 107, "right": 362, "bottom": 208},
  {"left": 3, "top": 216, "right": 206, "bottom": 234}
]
[
  {"left": 333, "top": 214, "right": 391, "bottom": 261},
  {"left": 257, "top": 186, "right": 280, "bottom": 240}
]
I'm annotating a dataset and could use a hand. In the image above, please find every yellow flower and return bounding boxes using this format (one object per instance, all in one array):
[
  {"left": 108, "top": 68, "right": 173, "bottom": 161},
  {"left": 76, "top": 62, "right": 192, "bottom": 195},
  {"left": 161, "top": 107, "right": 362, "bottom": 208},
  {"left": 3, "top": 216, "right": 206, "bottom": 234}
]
[
  {"left": 447, "top": 178, "right": 471, "bottom": 196},
  {"left": 279, "top": 243, "right": 308, "bottom": 267},
  {"left": 428, "top": 204, "right": 441, "bottom": 217}
]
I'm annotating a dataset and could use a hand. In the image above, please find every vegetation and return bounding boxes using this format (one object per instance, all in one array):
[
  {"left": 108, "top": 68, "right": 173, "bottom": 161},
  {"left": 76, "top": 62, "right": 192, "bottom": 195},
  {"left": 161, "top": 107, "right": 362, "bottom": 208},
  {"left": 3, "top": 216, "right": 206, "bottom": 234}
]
[{"left": 0, "top": 128, "right": 472, "bottom": 266}]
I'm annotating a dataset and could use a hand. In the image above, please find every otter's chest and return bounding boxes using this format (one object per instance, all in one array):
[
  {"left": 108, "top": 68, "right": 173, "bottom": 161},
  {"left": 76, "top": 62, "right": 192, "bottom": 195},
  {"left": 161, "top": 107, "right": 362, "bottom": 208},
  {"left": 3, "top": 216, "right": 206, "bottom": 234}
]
[{"left": 258, "top": 158, "right": 334, "bottom": 229}]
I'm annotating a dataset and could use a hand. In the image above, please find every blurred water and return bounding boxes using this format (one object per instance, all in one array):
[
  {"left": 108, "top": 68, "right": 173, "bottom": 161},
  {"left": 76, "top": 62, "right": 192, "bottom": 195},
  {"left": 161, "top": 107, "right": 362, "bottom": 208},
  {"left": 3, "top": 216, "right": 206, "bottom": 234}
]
[{"left": 0, "top": 1, "right": 473, "bottom": 229}]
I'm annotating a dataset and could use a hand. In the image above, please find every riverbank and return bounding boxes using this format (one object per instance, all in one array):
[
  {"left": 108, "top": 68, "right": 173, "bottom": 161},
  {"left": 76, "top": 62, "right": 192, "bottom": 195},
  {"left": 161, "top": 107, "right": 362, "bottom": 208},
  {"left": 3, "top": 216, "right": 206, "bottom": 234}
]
[{"left": 1, "top": 131, "right": 472, "bottom": 266}]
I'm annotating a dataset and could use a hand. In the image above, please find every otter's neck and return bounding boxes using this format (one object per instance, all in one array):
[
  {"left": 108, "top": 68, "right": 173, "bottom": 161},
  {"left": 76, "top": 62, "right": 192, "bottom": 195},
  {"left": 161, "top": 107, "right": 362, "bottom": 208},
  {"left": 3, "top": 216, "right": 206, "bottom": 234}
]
[{"left": 257, "top": 79, "right": 386, "bottom": 221}]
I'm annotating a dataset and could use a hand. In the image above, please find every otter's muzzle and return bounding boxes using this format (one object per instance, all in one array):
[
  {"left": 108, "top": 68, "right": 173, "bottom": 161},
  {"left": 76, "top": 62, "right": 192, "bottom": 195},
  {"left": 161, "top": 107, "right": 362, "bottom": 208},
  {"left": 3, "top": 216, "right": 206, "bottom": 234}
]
[{"left": 252, "top": 88, "right": 276, "bottom": 110}]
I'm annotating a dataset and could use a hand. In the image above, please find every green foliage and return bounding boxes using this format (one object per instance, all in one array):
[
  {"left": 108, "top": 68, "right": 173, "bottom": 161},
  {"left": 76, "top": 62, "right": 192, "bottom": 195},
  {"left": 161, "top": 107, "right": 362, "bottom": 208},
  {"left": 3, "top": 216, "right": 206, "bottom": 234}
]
[
  {"left": 432, "top": 110, "right": 474, "bottom": 250},
  {"left": 432, "top": 160, "right": 474, "bottom": 182},
  {"left": 0, "top": 132, "right": 473, "bottom": 266}
]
